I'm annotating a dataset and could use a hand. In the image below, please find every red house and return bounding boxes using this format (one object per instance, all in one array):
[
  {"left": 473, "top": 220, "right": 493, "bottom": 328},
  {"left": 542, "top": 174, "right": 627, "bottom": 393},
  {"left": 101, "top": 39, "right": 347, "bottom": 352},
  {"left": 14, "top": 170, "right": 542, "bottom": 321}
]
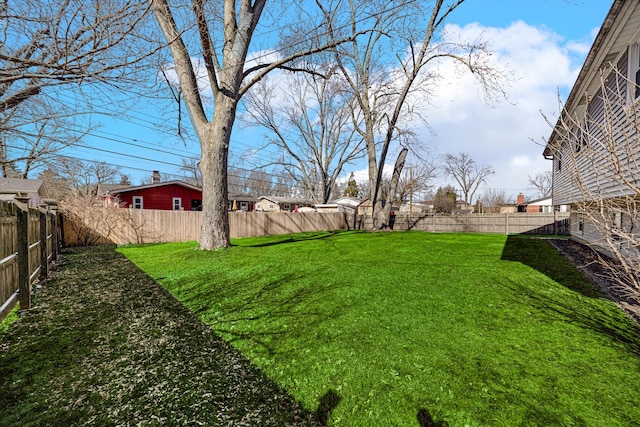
[{"left": 109, "top": 181, "right": 203, "bottom": 211}]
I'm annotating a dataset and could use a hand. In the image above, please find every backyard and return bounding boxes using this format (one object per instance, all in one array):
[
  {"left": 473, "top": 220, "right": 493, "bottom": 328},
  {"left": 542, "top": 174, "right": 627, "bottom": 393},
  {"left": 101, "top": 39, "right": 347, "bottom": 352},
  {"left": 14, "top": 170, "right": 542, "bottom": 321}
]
[{"left": 2, "top": 231, "right": 640, "bottom": 426}]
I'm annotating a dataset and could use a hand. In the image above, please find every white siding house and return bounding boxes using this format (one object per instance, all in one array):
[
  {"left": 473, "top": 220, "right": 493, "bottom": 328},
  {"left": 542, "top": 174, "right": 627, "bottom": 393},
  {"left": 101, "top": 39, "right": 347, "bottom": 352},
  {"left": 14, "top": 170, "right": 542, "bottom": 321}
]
[{"left": 543, "top": 0, "right": 640, "bottom": 257}]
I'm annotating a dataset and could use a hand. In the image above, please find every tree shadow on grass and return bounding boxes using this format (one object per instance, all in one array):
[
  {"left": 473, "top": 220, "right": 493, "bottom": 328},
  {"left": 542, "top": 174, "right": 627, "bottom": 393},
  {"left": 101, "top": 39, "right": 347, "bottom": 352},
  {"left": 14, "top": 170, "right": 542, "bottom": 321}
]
[
  {"left": 417, "top": 408, "right": 448, "bottom": 427},
  {"left": 235, "top": 230, "right": 358, "bottom": 248},
  {"left": 501, "top": 235, "right": 640, "bottom": 356},
  {"left": 315, "top": 389, "right": 341, "bottom": 426},
  {"left": 175, "top": 268, "right": 349, "bottom": 357},
  {"left": 501, "top": 235, "right": 603, "bottom": 299}
]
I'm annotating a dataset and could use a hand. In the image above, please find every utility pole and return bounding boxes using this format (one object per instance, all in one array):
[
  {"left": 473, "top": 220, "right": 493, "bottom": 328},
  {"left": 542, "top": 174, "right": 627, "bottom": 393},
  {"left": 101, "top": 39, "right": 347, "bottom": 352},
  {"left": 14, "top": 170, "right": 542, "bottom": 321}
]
[{"left": 409, "top": 166, "right": 414, "bottom": 216}]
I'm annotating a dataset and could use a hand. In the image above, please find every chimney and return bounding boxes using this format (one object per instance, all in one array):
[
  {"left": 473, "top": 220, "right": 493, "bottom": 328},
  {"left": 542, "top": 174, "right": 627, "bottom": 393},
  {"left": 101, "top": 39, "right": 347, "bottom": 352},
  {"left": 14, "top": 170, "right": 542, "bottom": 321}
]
[
  {"left": 152, "top": 170, "right": 161, "bottom": 183},
  {"left": 517, "top": 193, "right": 525, "bottom": 205}
]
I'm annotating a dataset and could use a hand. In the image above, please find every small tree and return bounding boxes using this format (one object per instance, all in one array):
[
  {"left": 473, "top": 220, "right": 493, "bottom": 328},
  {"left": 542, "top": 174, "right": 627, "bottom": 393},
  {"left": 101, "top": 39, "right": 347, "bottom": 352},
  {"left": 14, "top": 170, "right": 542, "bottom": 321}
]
[
  {"left": 60, "top": 194, "right": 147, "bottom": 246},
  {"left": 479, "top": 188, "right": 511, "bottom": 213},
  {"left": 343, "top": 173, "right": 359, "bottom": 198},
  {"left": 433, "top": 186, "right": 456, "bottom": 214}
]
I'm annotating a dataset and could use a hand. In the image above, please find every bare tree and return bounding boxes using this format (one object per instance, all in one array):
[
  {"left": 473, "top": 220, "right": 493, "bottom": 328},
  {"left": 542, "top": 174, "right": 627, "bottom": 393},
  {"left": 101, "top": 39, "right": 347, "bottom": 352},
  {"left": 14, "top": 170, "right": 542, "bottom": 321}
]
[
  {"left": 243, "top": 64, "right": 365, "bottom": 204},
  {"left": 392, "top": 163, "right": 438, "bottom": 205},
  {"left": 528, "top": 170, "right": 553, "bottom": 197},
  {"left": 441, "top": 152, "right": 495, "bottom": 205},
  {"left": 246, "top": 169, "right": 273, "bottom": 197},
  {"left": 0, "top": 0, "right": 152, "bottom": 113},
  {"left": 51, "top": 158, "right": 121, "bottom": 196},
  {"left": 545, "top": 67, "right": 639, "bottom": 297},
  {"left": 38, "top": 168, "right": 74, "bottom": 201},
  {"left": 60, "top": 193, "right": 148, "bottom": 246},
  {"left": 180, "top": 157, "right": 202, "bottom": 187},
  {"left": 1, "top": 0, "right": 156, "bottom": 176},
  {"left": 479, "top": 188, "right": 510, "bottom": 213},
  {"left": 272, "top": 169, "right": 297, "bottom": 197},
  {"left": 318, "top": 0, "right": 506, "bottom": 229},
  {"left": 228, "top": 166, "right": 250, "bottom": 194},
  {"left": 151, "top": 0, "right": 358, "bottom": 249},
  {"left": 1, "top": 94, "right": 89, "bottom": 178}
]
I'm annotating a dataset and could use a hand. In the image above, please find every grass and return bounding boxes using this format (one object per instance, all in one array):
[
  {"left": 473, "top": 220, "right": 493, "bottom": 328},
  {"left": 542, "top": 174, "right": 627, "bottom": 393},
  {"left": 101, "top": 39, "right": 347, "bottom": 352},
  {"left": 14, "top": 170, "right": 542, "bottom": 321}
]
[
  {"left": 0, "top": 304, "right": 19, "bottom": 336},
  {"left": 118, "top": 231, "right": 640, "bottom": 427}
]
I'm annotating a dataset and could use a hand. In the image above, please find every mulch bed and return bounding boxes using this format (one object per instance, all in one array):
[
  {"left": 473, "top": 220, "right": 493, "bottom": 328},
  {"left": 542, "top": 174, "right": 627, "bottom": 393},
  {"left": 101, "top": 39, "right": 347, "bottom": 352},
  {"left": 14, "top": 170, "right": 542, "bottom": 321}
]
[
  {"left": 0, "top": 246, "right": 319, "bottom": 426},
  {"left": 548, "top": 238, "right": 640, "bottom": 326}
]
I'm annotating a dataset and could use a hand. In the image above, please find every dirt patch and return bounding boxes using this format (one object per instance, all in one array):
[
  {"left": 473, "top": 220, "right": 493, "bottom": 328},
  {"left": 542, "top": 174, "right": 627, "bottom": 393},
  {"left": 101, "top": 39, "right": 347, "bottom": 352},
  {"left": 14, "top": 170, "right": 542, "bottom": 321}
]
[{"left": 548, "top": 238, "right": 640, "bottom": 325}]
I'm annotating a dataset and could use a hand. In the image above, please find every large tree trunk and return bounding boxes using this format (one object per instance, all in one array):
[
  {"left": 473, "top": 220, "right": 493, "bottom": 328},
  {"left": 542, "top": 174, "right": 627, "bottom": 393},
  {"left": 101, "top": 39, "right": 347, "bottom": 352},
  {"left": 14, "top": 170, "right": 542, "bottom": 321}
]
[
  {"left": 372, "top": 149, "right": 407, "bottom": 229},
  {"left": 199, "top": 97, "right": 236, "bottom": 250}
]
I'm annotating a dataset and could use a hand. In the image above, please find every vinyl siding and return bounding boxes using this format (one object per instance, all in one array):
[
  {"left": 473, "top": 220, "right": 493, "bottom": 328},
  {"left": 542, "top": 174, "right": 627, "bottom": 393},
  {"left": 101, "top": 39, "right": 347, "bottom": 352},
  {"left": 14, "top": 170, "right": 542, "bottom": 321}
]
[{"left": 553, "top": 50, "right": 640, "bottom": 205}]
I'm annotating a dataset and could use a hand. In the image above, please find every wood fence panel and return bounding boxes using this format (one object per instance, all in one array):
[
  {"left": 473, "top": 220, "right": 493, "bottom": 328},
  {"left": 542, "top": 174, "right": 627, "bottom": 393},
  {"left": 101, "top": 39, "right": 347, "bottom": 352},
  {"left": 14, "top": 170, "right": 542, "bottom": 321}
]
[
  {"left": 1, "top": 200, "right": 57, "bottom": 321},
  {"left": 394, "top": 212, "right": 570, "bottom": 235},
  {"left": 27, "top": 208, "right": 41, "bottom": 284},
  {"left": 0, "top": 202, "right": 18, "bottom": 317},
  {"left": 61, "top": 208, "right": 569, "bottom": 246}
]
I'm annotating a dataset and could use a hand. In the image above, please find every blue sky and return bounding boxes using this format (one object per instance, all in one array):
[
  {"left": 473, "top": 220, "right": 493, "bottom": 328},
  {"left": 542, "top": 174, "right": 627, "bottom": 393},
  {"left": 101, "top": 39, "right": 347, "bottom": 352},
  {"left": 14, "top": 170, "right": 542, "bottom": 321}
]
[{"left": 62, "top": 0, "right": 612, "bottom": 201}]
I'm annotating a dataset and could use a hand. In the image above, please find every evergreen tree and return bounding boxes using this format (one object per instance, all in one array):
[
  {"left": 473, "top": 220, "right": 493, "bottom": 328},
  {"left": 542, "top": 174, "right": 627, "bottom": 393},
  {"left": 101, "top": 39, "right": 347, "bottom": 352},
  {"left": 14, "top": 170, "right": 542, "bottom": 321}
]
[{"left": 343, "top": 173, "right": 359, "bottom": 198}]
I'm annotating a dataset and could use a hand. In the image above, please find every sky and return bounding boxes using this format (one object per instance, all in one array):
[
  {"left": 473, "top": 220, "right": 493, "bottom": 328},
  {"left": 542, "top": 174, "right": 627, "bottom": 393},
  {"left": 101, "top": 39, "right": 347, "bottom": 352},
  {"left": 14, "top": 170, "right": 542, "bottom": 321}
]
[{"left": 61, "top": 0, "right": 613, "bottom": 202}]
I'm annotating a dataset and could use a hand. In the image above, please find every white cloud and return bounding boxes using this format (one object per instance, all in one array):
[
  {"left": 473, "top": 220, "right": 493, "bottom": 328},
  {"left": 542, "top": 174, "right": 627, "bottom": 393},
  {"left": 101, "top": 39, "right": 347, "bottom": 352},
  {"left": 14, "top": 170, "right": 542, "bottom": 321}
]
[{"left": 402, "top": 21, "right": 595, "bottom": 198}]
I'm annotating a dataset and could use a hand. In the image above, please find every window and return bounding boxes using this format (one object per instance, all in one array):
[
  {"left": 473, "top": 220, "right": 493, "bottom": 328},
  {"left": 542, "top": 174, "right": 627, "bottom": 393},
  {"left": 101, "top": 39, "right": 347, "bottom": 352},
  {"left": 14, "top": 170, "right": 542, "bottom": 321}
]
[
  {"left": 578, "top": 214, "right": 584, "bottom": 235},
  {"left": 173, "top": 197, "right": 182, "bottom": 210},
  {"left": 240, "top": 201, "right": 248, "bottom": 211},
  {"left": 191, "top": 199, "right": 202, "bottom": 211},
  {"left": 556, "top": 153, "right": 562, "bottom": 172},
  {"left": 283, "top": 204, "right": 290, "bottom": 211},
  {"left": 132, "top": 196, "right": 143, "bottom": 209}
]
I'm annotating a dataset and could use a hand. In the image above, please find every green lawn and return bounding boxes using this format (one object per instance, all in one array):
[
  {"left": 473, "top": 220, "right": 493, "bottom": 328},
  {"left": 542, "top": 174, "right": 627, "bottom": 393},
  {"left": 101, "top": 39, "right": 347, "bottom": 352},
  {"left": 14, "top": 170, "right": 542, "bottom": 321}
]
[{"left": 119, "top": 231, "right": 640, "bottom": 426}]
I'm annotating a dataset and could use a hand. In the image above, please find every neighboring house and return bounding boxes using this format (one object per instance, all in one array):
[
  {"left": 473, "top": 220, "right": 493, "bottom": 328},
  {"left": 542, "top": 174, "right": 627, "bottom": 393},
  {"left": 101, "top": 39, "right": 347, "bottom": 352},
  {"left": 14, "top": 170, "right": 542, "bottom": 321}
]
[
  {"left": 454, "top": 200, "right": 473, "bottom": 214},
  {"left": 515, "top": 194, "right": 570, "bottom": 213},
  {"left": 316, "top": 197, "right": 362, "bottom": 213},
  {"left": 228, "top": 194, "right": 258, "bottom": 212},
  {"left": 255, "top": 196, "right": 314, "bottom": 212},
  {"left": 398, "top": 200, "right": 433, "bottom": 214},
  {"left": 109, "top": 181, "right": 203, "bottom": 211},
  {"left": 543, "top": 0, "right": 639, "bottom": 252},
  {"left": 0, "top": 178, "right": 50, "bottom": 207}
]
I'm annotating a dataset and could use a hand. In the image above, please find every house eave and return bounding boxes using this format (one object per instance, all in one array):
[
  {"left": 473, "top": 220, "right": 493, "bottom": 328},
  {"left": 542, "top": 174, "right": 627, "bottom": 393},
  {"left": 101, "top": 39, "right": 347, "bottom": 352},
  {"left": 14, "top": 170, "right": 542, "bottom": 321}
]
[{"left": 544, "top": 0, "right": 627, "bottom": 153}]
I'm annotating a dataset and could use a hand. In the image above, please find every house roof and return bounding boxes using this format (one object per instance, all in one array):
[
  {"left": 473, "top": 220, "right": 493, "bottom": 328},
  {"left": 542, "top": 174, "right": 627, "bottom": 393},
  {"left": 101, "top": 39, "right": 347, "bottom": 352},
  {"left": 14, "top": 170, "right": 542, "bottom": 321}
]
[
  {"left": 258, "top": 196, "right": 313, "bottom": 205},
  {"left": 109, "top": 180, "right": 202, "bottom": 194},
  {"left": 330, "top": 197, "right": 362, "bottom": 207},
  {"left": 0, "top": 178, "right": 48, "bottom": 196},
  {"left": 525, "top": 196, "right": 553, "bottom": 206},
  {"left": 544, "top": 0, "right": 627, "bottom": 157},
  {"left": 229, "top": 193, "right": 258, "bottom": 202},
  {"left": 97, "top": 183, "right": 131, "bottom": 196}
]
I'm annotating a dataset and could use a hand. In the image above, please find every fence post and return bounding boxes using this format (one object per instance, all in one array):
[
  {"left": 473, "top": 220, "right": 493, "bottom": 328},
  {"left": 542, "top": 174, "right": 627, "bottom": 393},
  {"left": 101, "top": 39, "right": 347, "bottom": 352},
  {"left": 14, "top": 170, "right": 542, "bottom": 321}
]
[
  {"left": 39, "top": 207, "right": 48, "bottom": 280},
  {"left": 505, "top": 213, "right": 509, "bottom": 235},
  {"left": 50, "top": 209, "right": 58, "bottom": 262},
  {"left": 15, "top": 195, "right": 31, "bottom": 310}
]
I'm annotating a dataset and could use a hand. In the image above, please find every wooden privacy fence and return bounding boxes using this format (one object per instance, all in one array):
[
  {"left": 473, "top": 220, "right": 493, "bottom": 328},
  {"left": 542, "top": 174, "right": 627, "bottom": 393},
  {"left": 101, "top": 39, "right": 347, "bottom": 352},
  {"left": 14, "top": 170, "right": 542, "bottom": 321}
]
[
  {"left": 60, "top": 207, "right": 352, "bottom": 246},
  {"left": 0, "top": 198, "right": 58, "bottom": 322},
  {"left": 61, "top": 207, "right": 570, "bottom": 247},
  {"left": 387, "top": 212, "right": 571, "bottom": 235}
]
